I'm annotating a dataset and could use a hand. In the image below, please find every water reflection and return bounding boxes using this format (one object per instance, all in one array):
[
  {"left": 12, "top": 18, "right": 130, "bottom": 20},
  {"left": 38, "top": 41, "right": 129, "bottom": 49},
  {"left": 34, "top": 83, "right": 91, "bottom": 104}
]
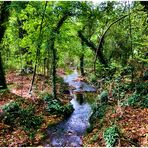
[
  {"left": 43, "top": 71, "right": 96, "bottom": 147},
  {"left": 76, "top": 93, "right": 84, "bottom": 104}
]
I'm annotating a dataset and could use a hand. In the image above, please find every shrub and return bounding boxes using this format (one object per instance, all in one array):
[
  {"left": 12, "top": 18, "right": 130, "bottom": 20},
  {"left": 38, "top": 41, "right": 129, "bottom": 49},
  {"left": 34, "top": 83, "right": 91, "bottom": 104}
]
[
  {"left": 2, "top": 101, "right": 20, "bottom": 113},
  {"left": 103, "top": 125, "right": 119, "bottom": 147},
  {"left": 19, "top": 106, "right": 43, "bottom": 130},
  {"left": 139, "top": 95, "right": 148, "bottom": 108},
  {"left": 42, "top": 93, "right": 53, "bottom": 102},
  {"left": 42, "top": 92, "right": 74, "bottom": 115},
  {"left": 90, "top": 104, "right": 107, "bottom": 125},
  {"left": 46, "top": 98, "right": 74, "bottom": 116},
  {"left": 2, "top": 102, "right": 43, "bottom": 130},
  {"left": 2, "top": 101, "right": 21, "bottom": 125},
  {"left": 61, "top": 104, "right": 74, "bottom": 117},
  {"left": 112, "top": 83, "right": 132, "bottom": 100},
  {"left": 135, "top": 82, "right": 148, "bottom": 95},
  {"left": 46, "top": 99, "right": 62, "bottom": 114},
  {"left": 90, "top": 74, "right": 98, "bottom": 83},
  {"left": 121, "top": 93, "right": 148, "bottom": 109},
  {"left": 143, "top": 70, "right": 148, "bottom": 81},
  {"left": 95, "top": 104, "right": 107, "bottom": 119},
  {"left": 127, "top": 93, "right": 141, "bottom": 107},
  {"left": 20, "top": 115, "right": 43, "bottom": 130},
  {"left": 20, "top": 105, "right": 35, "bottom": 117},
  {"left": 100, "top": 91, "right": 108, "bottom": 104}
]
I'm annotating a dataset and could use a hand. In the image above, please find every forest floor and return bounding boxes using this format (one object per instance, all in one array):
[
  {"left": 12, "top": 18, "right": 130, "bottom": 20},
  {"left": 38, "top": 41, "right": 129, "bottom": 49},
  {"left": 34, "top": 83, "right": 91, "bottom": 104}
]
[
  {"left": 0, "top": 70, "right": 148, "bottom": 147},
  {"left": 0, "top": 70, "right": 69, "bottom": 146},
  {"left": 83, "top": 78, "right": 148, "bottom": 147},
  {"left": 83, "top": 104, "right": 148, "bottom": 147}
]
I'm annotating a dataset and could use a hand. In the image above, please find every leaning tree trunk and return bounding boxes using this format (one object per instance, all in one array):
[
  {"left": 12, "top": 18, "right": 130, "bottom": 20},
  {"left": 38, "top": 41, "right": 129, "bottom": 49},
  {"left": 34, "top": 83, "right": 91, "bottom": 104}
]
[
  {"left": 78, "top": 31, "right": 108, "bottom": 67},
  {"left": 78, "top": 14, "right": 129, "bottom": 68}
]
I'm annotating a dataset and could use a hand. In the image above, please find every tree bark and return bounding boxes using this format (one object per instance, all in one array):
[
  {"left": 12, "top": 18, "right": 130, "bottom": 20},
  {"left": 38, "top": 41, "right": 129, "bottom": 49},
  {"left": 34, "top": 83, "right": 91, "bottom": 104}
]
[
  {"left": 49, "top": 12, "right": 70, "bottom": 100},
  {"left": 0, "top": 1, "right": 11, "bottom": 89},
  {"left": 29, "top": 1, "right": 48, "bottom": 94},
  {"left": 128, "top": 1, "right": 134, "bottom": 84},
  {"left": 80, "top": 54, "right": 85, "bottom": 76},
  {"left": 0, "top": 52, "right": 7, "bottom": 89},
  {"left": 78, "top": 14, "right": 129, "bottom": 68},
  {"left": 78, "top": 31, "right": 108, "bottom": 67}
]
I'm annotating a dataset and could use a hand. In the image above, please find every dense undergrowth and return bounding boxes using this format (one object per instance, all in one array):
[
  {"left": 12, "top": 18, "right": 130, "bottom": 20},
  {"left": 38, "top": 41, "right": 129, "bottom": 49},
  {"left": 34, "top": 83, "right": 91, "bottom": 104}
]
[
  {"left": 0, "top": 72, "right": 73, "bottom": 147},
  {"left": 43, "top": 93, "right": 74, "bottom": 117},
  {"left": 0, "top": 70, "right": 148, "bottom": 147},
  {"left": 83, "top": 74, "right": 148, "bottom": 147}
]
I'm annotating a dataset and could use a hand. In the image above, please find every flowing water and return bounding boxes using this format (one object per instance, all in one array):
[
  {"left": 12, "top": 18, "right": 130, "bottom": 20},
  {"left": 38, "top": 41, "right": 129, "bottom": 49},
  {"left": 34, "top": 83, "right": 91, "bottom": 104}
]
[{"left": 43, "top": 70, "right": 96, "bottom": 147}]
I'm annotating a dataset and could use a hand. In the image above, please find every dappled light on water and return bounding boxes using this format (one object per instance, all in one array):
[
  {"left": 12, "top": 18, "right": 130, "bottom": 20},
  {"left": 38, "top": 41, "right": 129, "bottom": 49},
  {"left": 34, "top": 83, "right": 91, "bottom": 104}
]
[{"left": 43, "top": 71, "right": 97, "bottom": 147}]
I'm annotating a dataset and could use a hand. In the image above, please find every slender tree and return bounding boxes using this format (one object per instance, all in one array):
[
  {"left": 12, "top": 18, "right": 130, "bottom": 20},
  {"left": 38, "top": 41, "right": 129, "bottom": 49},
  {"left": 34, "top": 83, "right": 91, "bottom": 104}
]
[
  {"left": 128, "top": 1, "right": 134, "bottom": 83},
  {"left": 49, "top": 11, "right": 72, "bottom": 100},
  {"left": 78, "top": 13, "right": 130, "bottom": 68},
  {"left": 29, "top": 1, "right": 48, "bottom": 94},
  {"left": 80, "top": 40, "right": 85, "bottom": 76}
]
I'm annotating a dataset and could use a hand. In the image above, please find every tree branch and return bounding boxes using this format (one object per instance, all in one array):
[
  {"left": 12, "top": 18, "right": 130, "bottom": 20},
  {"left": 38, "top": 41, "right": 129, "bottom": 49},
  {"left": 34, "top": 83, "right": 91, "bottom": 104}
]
[
  {"left": 78, "top": 31, "right": 97, "bottom": 50},
  {"left": 78, "top": 30, "right": 108, "bottom": 67},
  {"left": 94, "top": 14, "right": 129, "bottom": 68}
]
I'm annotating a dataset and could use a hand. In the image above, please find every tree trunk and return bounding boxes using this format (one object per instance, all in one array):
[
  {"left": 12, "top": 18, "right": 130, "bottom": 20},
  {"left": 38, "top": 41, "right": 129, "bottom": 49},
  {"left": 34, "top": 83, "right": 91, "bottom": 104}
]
[
  {"left": 49, "top": 12, "right": 72, "bottom": 100},
  {"left": 0, "top": 1, "right": 11, "bottom": 89},
  {"left": 78, "top": 31, "right": 108, "bottom": 67},
  {"left": 128, "top": 1, "right": 134, "bottom": 84},
  {"left": 52, "top": 44, "right": 57, "bottom": 100},
  {"left": 0, "top": 52, "right": 7, "bottom": 89},
  {"left": 78, "top": 14, "right": 129, "bottom": 68},
  {"left": 80, "top": 54, "right": 85, "bottom": 76},
  {"left": 29, "top": 2, "right": 48, "bottom": 94}
]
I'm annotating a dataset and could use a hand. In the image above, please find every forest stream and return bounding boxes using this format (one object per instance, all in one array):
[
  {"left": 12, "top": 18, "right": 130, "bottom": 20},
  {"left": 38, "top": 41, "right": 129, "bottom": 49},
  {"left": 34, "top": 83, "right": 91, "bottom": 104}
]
[{"left": 43, "top": 70, "right": 96, "bottom": 147}]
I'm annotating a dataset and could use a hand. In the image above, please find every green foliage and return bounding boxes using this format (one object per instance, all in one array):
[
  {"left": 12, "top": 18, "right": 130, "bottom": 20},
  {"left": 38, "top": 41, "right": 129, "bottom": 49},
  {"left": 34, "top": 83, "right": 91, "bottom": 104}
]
[
  {"left": 2, "top": 101, "right": 20, "bottom": 113},
  {"left": 90, "top": 104, "right": 108, "bottom": 126},
  {"left": 46, "top": 99, "right": 62, "bottom": 114},
  {"left": 114, "top": 82, "right": 148, "bottom": 108},
  {"left": 62, "top": 104, "right": 74, "bottom": 117},
  {"left": 94, "top": 104, "right": 107, "bottom": 119},
  {"left": 112, "top": 82, "right": 134, "bottom": 100},
  {"left": 100, "top": 91, "right": 108, "bottom": 104},
  {"left": 135, "top": 82, "right": 148, "bottom": 95},
  {"left": 127, "top": 93, "right": 141, "bottom": 107},
  {"left": 46, "top": 98, "right": 73, "bottom": 116},
  {"left": 103, "top": 125, "right": 119, "bottom": 147},
  {"left": 42, "top": 93, "right": 53, "bottom": 102},
  {"left": 140, "top": 95, "right": 148, "bottom": 108},
  {"left": 2, "top": 101, "right": 21, "bottom": 125},
  {"left": 19, "top": 106, "right": 43, "bottom": 130},
  {"left": 43, "top": 93, "right": 74, "bottom": 116},
  {"left": 57, "top": 76, "right": 65, "bottom": 84},
  {"left": 42, "top": 93, "right": 63, "bottom": 114},
  {"left": 89, "top": 73, "right": 98, "bottom": 83},
  {"left": 2, "top": 101, "right": 43, "bottom": 130},
  {"left": 122, "top": 92, "right": 148, "bottom": 108},
  {"left": 143, "top": 70, "right": 148, "bottom": 80},
  {"left": 20, "top": 113, "right": 43, "bottom": 130}
]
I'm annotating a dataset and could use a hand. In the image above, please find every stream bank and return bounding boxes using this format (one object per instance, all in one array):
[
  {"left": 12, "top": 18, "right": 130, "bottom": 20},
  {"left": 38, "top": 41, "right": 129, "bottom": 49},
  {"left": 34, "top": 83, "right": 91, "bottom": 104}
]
[{"left": 42, "top": 71, "right": 97, "bottom": 147}]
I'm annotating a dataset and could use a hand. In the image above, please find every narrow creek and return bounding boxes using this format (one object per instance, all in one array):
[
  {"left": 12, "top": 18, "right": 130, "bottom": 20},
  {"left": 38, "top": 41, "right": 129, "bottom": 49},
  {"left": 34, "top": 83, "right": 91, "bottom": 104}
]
[{"left": 43, "top": 70, "right": 96, "bottom": 147}]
